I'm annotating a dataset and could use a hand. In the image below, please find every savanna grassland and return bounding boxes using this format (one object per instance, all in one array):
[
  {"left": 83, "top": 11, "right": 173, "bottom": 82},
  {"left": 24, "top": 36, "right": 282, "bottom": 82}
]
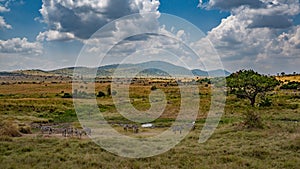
[
  {"left": 276, "top": 75, "right": 300, "bottom": 83},
  {"left": 0, "top": 76, "right": 299, "bottom": 169}
]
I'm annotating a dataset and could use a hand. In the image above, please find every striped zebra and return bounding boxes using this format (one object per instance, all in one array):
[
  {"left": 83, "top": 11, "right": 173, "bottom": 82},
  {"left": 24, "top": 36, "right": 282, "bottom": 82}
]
[{"left": 40, "top": 126, "right": 53, "bottom": 135}]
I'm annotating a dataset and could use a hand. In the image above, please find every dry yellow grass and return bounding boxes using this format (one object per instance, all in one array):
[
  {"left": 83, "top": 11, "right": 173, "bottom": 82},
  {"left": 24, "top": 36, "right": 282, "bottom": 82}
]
[{"left": 276, "top": 75, "right": 300, "bottom": 82}]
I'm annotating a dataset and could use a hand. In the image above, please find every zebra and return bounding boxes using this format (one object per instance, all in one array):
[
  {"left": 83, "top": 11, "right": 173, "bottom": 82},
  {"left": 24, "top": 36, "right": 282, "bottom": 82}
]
[
  {"left": 132, "top": 125, "right": 139, "bottom": 133},
  {"left": 62, "top": 127, "right": 74, "bottom": 137},
  {"left": 40, "top": 126, "right": 53, "bottom": 135},
  {"left": 62, "top": 128, "right": 67, "bottom": 137},
  {"left": 123, "top": 124, "right": 129, "bottom": 132},
  {"left": 74, "top": 128, "right": 84, "bottom": 138},
  {"left": 83, "top": 126, "right": 92, "bottom": 136},
  {"left": 172, "top": 125, "right": 184, "bottom": 134},
  {"left": 123, "top": 124, "right": 139, "bottom": 133},
  {"left": 67, "top": 128, "right": 74, "bottom": 136}
]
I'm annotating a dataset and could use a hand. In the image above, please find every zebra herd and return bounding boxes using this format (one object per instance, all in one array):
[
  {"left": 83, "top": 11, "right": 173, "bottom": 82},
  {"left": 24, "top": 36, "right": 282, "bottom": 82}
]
[
  {"left": 40, "top": 125, "right": 91, "bottom": 138},
  {"left": 38, "top": 121, "right": 196, "bottom": 137}
]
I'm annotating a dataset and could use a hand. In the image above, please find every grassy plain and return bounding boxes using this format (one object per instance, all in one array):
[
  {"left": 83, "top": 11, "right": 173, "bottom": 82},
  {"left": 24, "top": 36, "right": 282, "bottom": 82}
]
[
  {"left": 0, "top": 79, "right": 299, "bottom": 168},
  {"left": 276, "top": 75, "right": 300, "bottom": 82}
]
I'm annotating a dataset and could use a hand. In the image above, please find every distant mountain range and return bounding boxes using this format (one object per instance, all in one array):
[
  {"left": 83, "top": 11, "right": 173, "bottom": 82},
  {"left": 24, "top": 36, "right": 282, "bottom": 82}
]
[{"left": 3, "top": 61, "right": 230, "bottom": 77}]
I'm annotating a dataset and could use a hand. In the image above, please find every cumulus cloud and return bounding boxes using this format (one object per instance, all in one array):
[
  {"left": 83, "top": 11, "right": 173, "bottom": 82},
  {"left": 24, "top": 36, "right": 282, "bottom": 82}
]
[
  {"left": 0, "top": 1, "right": 11, "bottom": 29},
  {"left": 199, "top": 0, "right": 264, "bottom": 10},
  {"left": 0, "top": 38, "right": 42, "bottom": 55},
  {"left": 0, "top": 5, "right": 9, "bottom": 12},
  {"left": 39, "top": 0, "right": 160, "bottom": 41},
  {"left": 198, "top": 0, "right": 300, "bottom": 73},
  {"left": 0, "top": 16, "right": 11, "bottom": 29},
  {"left": 37, "top": 30, "right": 75, "bottom": 41}
]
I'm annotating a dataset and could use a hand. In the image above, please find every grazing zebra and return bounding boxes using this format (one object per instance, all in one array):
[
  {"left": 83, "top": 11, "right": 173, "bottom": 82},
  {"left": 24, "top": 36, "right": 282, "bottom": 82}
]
[
  {"left": 123, "top": 124, "right": 139, "bottom": 133},
  {"left": 172, "top": 125, "right": 184, "bottom": 134},
  {"left": 67, "top": 128, "right": 74, "bottom": 136},
  {"left": 83, "top": 127, "right": 92, "bottom": 136},
  {"left": 74, "top": 129, "right": 84, "bottom": 138},
  {"left": 40, "top": 126, "right": 53, "bottom": 134},
  {"left": 74, "top": 127, "right": 91, "bottom": 138},
  {"left": 132, "top": 125, "right": 139, "bottom": 133},
  {"left": 62, "top": 128, "right": 67, "bottom": 137},
  {"left": 62, "top": 127, "right": 74, "bottom": 137},
  {"left": 123, "top": 124, "right": 129, "bottom": 132}
]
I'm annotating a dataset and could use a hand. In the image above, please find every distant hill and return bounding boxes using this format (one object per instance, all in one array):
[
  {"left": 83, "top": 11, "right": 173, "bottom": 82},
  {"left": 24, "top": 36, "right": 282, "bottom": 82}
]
[
  {"left": 208, "top": 69, "right": 231, "bottom": 77},
  {"left": 1, "top": 61, "right": 231, "bottom": 78},
  {"left": 192, "top": 69, "right": 209, "bottom": 76}
]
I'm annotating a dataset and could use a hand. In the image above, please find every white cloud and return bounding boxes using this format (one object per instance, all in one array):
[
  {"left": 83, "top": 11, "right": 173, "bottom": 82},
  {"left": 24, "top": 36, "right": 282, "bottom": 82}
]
[
  {"left": 262, "top": 26, "right": 300, "bottom": 58},
  {"left": 198, "top": 0, "right": 300, "bottom": 73},
  {"left": 199, "top": 0, "right": 264, "bottom": 10},
  {"left": 0, "top": 2, "right": 11, "bottom": 29},
  {"left": 37, "top": 30, "right": 75, "bottom": 41},
  {"left": 0, "top": 16, "right": 11, "bottom": 29},
  {"left": 0, "top": 38, "right": 43, "bottom": 55},
  {"left": 39, "top": 0, "right": 160, "bottom": 40},
  {"left": 0, "top": 5, "right": 9, "bottom": 12}
]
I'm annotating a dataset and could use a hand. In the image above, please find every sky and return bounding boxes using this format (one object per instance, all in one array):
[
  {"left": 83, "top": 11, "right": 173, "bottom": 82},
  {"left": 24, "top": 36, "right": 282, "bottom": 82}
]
[{"left": 0, "top": 0, "right": 299, "bottom": 75}]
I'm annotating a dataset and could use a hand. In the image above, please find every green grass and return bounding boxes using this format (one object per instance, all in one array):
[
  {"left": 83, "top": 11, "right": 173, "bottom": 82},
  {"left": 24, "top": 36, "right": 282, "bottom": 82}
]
[
  {"left": 0, "top": 82, "right": 299, "bottom": 168},
  {"left": 0, "top": 123, "right": 299, "bottom": 169}
]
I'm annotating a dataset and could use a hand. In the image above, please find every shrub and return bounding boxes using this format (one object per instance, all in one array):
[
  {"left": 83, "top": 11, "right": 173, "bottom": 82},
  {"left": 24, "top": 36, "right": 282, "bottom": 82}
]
[
  {"left": 19, "top": 125, "right": 32, "bottom": 134},
  {"left": 243, "top": 110, "right": 263, "bottom": 129},
  {"left": 280, "top": 81, "right": 300, "bottom": 90},
  {"left": 151, "top": 85, "right": 157, "bottom": 91},
  {"left": 0, "top": 121, "right": 22, "bottom": 137},
  {"left": 62, "top": 93, "right": 72, "bottom": 98},
  {"left": 259, "top": 97, "right": 272, "bottom": 107},
  {"left": 197, "top": 78, "right": 211, "bottom": 84},
  {"left": 97, "top": 91, "right": 105, "bottom": 97}
]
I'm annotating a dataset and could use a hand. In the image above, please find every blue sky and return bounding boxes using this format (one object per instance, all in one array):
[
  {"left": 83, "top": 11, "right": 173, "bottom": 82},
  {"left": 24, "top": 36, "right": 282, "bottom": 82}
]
[{"left": 0, "top": 0, "right": 300, "bottom": 74}]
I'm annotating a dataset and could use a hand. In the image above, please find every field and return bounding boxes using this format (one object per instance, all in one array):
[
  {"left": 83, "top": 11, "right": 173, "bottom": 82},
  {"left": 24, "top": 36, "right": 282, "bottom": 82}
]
[
  {"left": 276, "top": 75, "right": 300, "bottom": 83},
  {"left": 0, "top": 77, "right": 299, "bottom": 169}
]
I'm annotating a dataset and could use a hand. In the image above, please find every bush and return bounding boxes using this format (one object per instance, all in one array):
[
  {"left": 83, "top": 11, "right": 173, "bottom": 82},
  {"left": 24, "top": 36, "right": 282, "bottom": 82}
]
[
  {"left": 151, "top": 85, "right": 157, "bottom": 91},
  {"left": 280, "top": 81, "right": 300, "bottom": 90},
  {"left": 97, "top": 91, "right": 105, "bottom": 97},
  {"left": 0, "top": 121, "right": 22, "bottom": 137},
  {"left": 243, "top": 110, "right": 263, "bottom": 129},
  {"left": 62, "top": 93, "right": 72, "bottom": 98},
  {"left": 197, "top": 78, "right": 211, "bottom": 84},
  {"left": 259, "top": 97, "right": 272, "bottom": 107},
  {"left": 19, "top": 125, "right": 32, "bottom": 134}
]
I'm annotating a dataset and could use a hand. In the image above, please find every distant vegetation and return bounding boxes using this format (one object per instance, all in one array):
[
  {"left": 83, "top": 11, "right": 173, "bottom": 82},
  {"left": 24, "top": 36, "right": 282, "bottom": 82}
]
[{"left": 280, "top": 81, "right": 300, "bottom": 90}]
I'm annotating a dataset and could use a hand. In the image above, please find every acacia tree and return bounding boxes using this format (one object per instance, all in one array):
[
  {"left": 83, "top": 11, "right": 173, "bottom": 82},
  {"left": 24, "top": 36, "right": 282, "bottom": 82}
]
[{"left": 227, "top": 70, "right": 279, "bottom": 106}]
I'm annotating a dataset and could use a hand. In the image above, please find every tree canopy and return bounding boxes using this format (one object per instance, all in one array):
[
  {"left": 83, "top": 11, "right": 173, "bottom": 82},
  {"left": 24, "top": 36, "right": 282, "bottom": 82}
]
[{"left": 227, "top": 70, "right": 280, "bottom": 106}]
